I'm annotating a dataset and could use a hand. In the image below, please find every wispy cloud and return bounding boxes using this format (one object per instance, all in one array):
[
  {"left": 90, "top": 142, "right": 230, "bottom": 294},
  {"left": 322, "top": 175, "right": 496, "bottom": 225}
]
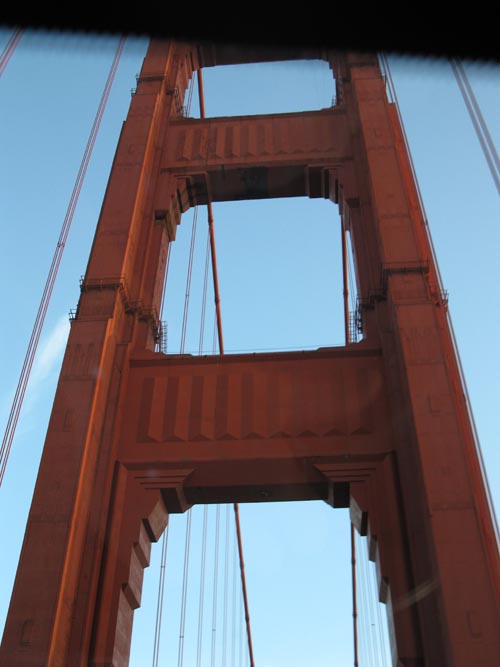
[
  {"left": 28, "top": 315, "right": 70, "bottom": 392},
  {"left": 0, "top": 314, "right": 70, "bottom": 447}
]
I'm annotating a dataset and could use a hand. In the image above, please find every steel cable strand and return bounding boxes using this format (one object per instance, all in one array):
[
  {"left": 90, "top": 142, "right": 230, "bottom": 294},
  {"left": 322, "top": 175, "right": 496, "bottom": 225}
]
[
  {"left": 152, "top": 526, "right": 170, "bottom": 667},
  {"left": 364, "top": 536, "right": 382, "bottom": 667},
  {"left": 358, "top": 533, "right": 377, "bottom": 666},
  {"left": 455, "top": 60, "right": 500, "bottom": 176},
  {"left": 222, "top": 505, "right": 231, "bottom": 667},
  {"left": 351, "top": 524, "right": 359, "bottom": 667},
  {"left": 0, "top": 27, "right": 24, "bottom": 77},
  {"left": 186, "top": 73, "right": 195, "bottom": 116},
  {"left": 0, "top": 36, "right": 126, "bottom": 487},
  {"left": 180, "top": 207, "right": 199, "bottom": 353},
  {"left": 364, "top": 541, "right": 382, "bottom": 667},
  {"left": 370, "top": 548, "right": 389, "bottom": 666},
  {"left": 197, "top": 67, "right": 255, "bottom": 666},
  {"left": 177, "top": 509, "right": 193, "bottom": 667},
  {"left": 231, "top": 526, "right": 238, "bottom": 666},
  {"left": 380, "top": 52, "right": 500, "bottom": 550},
  {"left": 198, "top": 234, "right": 211, "bottom": 355},
  {"left": 239, "top": 583, "right": 244, "bottom": 667},
  {"left": 450, "top": 59, "right": 500, "bottom": 196},
  {"left": 159, "top": 242, "right": 172, "bottom": 320},
  {"left": 211, "top": 504, "right": 221, "bottom": 667},
  {"left": 196, "top": 505, "right": 209, "bottom": 667},
  {"left": 0, "top": 35, "right": 125, "bottom": 470}
]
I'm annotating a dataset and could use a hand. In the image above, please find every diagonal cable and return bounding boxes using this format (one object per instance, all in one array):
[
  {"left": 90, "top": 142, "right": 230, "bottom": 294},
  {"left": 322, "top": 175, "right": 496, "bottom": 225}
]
[
  {"left": 0, "top": 27, "right": 24, "bottom": 77},
  {"left": 0, "top": 35, "right": 126, "bottom": 488}
]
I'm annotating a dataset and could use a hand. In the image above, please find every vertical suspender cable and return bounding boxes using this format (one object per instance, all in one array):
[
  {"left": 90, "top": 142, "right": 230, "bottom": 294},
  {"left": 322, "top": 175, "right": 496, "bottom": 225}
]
[
  {"left": 152, "top": 526, "right": 169, "bottom": 667},
  {"left": 341, "top": 206, "right": 359, "bottom": 666},
  {"left": 199, "top": 235, "right": 211, "bottom": 354},
  {"left": 341, "top": 218, "right": 351, "bottom": 346},
  {"left": 231, "top": 525, "right": 238, "bottom": 667},
  {"left": 233, "top": 503, "right": 255, "bottom": 667},
  {"left": 357, "top": 534, "right": 377, "bottom": 666},
  {"left": 211, "top": 504, "right": 221, "bottom": 667},
  {"left": 177, "top": 508, "right": 192, "bottom": 667},
  {"left": 176, "top": 203, "right": 202, "bottom": 666},
  {"left": 0, "top": 35, "right": 126, "bottom": 488},
  {"left": 197, "top": 70, "right": 225, "bottom": 355},
  {"left": 370, "top": 551, "right": 389, "bottom": 666},
  {"left": 0, "top": 27, "right": 24, "bottom": 77},
  {"left": 194, "top": 233, "right": 211, "bottom": 665},
  {"left": 239, "top": 582, "right": 244, "bottom": 667},
  {"left": 159, "top": 242, "right": 172, "bottom": 320},
  {"left": 196, "top": 505, "right": 209, "bottom": 667},
  {"left": 222, "top": 504, "right": 230, "bottom": 667},
  {"left": 197, "top": 68, "right": 256, "bottom": 667},
  {"left": 351, "top": 524, "right": 359, "bottom": 667},
  {"left": 180, "top": 207, "right": 199, "bottom": 353}
]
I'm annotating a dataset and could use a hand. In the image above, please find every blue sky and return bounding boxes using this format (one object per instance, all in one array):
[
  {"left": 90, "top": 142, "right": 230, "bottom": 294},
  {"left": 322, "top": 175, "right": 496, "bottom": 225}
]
[{"left": 1, "top": 29, "right": 499, "bottom": 666}]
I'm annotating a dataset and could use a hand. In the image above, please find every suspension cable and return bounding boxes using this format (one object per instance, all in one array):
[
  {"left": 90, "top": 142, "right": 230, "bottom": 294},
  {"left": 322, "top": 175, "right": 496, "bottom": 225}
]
[
  {"left": 197, "top": 70, "right": 225, "bottom": 355},
  {"left": 177, "top": 508, "right": 193, "bottom": 667},
  {"left": 196, "top": 505, "right": 209, "bottom": 667},
  {"left": 180, "top": 207, "right": 199, "bottom": 353},
  {"left": 379, "top": 52, "right": 500, "bottom": 550},
  {"left": 341, "top": 217, "right": 350, "bottom": 346},
  {"left": 159, "top": 242, "right": 172, "bottom": 321},
  {"left": 0, "top": 35, "right": 126, "bottom": 489},
  {"left": 199, "top": 235, "right": 211, "bottom": 354},
  {"left": 351, "top": 525, "right": 359, "bottom": 666},
  {"left": 197, "top": 67, "right": 256, "bottom": 667},
  {"left": 186, "top": 73, "right": 195, "bottom": 116},
  {"left": 152, "top": 526, "right": 169, "bottom": 667},
  {"left": 0, "top": 27, "right": 24, "bottom": 77},
  {"left": 341, "top": 213, "right": 360, "bottom": 665},
  {"left": 231, "top": 523, "right": 238, "bottom": 667},
  {"left": 370, "top": 549, "right": 389, "bottom": 666},
  {"left": 211, "top": 504, "right": 221, "bottom": 667},
  {"left": 357, "top": 534, "right": 377, "bottom": 666},
  {"left": 222, "top": 504, "right": 231, "bottom": 667},
  {"left": 450, "top": 58, "right": 500, "bottom": 196}
]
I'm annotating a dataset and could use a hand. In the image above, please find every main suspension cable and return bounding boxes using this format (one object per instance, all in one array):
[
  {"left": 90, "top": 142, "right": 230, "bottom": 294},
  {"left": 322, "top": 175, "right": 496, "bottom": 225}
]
[
  {"left": 379, "top": 52, "right": 500, "bottom": 549},
  {"left": 0, "top": 27, "right": 24, "bottom": 77},
  {"left": 197, "top": 67, "right": 256, "bottom": 667},
  {"left": 0, "top": 35, "right": 126, "bottom": 489},
  {"left": 450, "top": 58, "right": 500, "bottom": 197}
]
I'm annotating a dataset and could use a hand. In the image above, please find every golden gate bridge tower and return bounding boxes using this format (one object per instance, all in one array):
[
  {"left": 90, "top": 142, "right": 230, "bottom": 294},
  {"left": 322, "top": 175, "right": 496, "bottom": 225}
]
[{"left": 1, "top": 38, "right": 500, "bottom": 666}]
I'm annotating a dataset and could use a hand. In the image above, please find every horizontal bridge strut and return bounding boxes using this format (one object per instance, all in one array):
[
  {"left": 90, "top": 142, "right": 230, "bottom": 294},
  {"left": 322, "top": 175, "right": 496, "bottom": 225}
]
[
  {"left": 117, "top": 345, "right": 393, "bottom": 510},
  {"left": 158, "top": 109, "right": 349, "bottom": 204}
]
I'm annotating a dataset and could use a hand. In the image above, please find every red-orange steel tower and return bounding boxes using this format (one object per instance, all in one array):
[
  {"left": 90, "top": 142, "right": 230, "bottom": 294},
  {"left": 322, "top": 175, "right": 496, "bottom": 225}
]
[{"left": 1, "top": 40, "right": 499, "bottom": 666}]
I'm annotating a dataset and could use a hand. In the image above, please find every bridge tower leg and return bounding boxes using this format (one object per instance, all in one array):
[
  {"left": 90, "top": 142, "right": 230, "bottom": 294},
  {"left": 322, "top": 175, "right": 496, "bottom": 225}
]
[{"left": 1, "top": 40, "right": 499, "bottom": 667}]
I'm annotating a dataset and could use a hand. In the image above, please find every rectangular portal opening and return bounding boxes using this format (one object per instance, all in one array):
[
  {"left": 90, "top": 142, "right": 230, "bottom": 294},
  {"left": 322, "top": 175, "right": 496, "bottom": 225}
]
[
  {"left": 161, "top": 196, "right": 353, "bottom": 355},
  {"left": 129, "top": 501, "right": 392, "bottom": 666},
  {"left": 185, "top": 59, "right": 336, "bottom": 119}
]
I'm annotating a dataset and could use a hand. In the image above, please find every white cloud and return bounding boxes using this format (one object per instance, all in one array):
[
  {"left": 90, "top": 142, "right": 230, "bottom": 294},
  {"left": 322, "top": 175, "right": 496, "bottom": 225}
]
[
  {"left": 29, "top": 314, "right": 70, "bottom": 391},
  {"left": 0, "top": 314, "right": 70, "bottom": 454}
]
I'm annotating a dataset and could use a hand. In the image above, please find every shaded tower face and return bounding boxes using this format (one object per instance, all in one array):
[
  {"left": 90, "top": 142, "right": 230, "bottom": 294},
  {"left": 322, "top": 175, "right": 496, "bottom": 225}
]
[{"left": 1, "top": 40, "right": 499, "bottom": 667}]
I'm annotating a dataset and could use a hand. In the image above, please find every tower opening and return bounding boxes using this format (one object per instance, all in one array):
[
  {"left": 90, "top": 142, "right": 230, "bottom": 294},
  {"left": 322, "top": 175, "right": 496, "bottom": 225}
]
[{"left": 162, "top": 197, "right": 345, "bottom": 355}]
